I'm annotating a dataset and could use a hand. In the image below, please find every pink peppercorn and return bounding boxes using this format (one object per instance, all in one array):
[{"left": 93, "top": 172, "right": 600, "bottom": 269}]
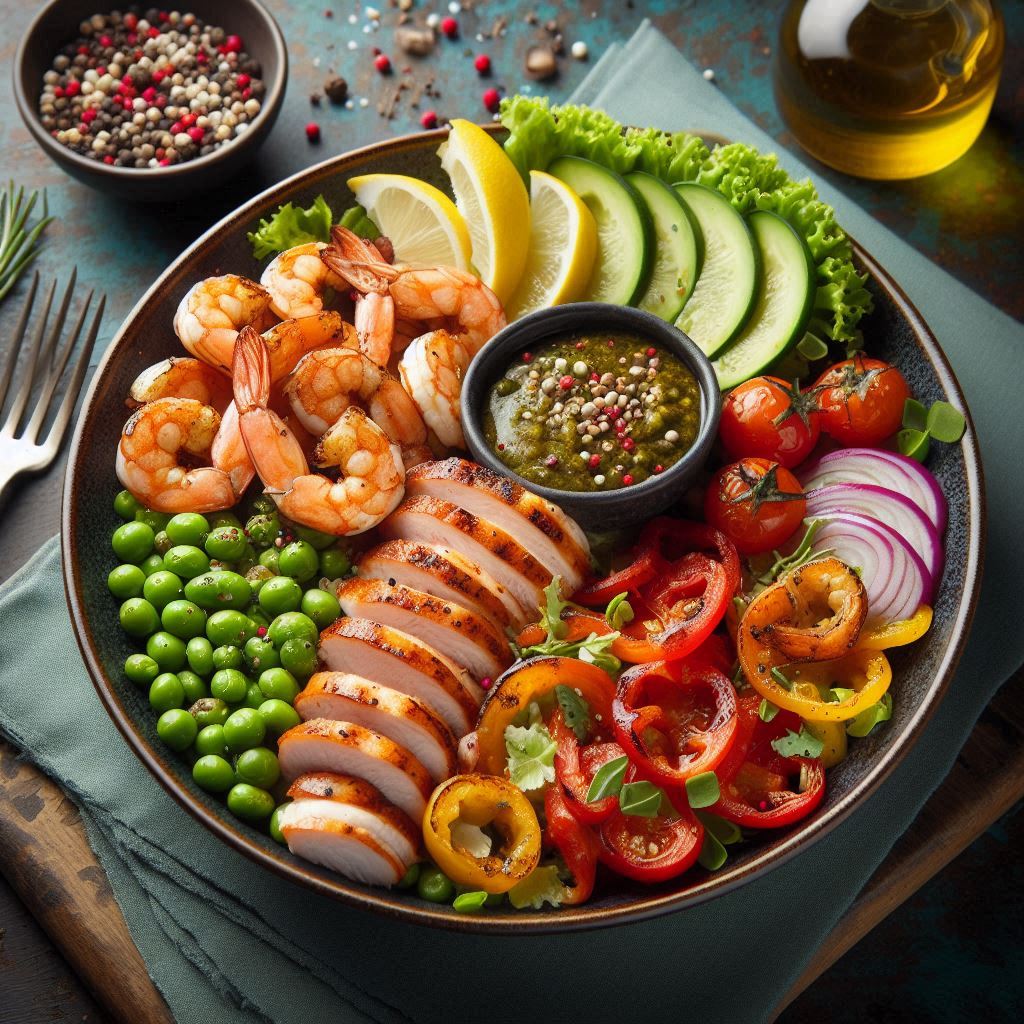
[
  {"left": 147, "top": 26, "right": 159, "bottom": 38},
  {"left": 474, "top": 53, "right": 491, "bottom": 74},
  {"left": 196, "top": 51, "right": 208, "bottom": 63},
  {"left": 440, "top": 16, "right": 458, "bottom": 38},
  {"left": 305, "top": 122, "right": 321, "bottom": 143},
  {"left": 654, "top": 464, "right": 664, "bottom": 474},
  {"left": 420, "top": 110, "right": 438, "bottom": 129},
  {"left": 124, "top": 12, "right": 138, "bottom": 29},
  {"left": 480, "top": 676, "right": 493, "bottom": 690},
  {"left": 103, "top": 155, "right": 115, "bottom": 164},
  {"left": 622, "top": 474, "right": 634, "bottom": 486},
  {"left": 81, "top": 108, "right": 96, "bottom": 123},
  {"left": 522, "top": 352, "right": 532, "bottom": 363},
  {"left": 257, "top": 626, "right": 268, "bottom": 638},
  {"left": 237, "top": 73, "right": 251, "bottom": 88},
  {"left": 558, "top": 375, "right": 575, "bottom": 390},
  {"left": 142, "top": 86, "right": 157, "bottom": 102},
  {"left": 65, "top": 80, "right": 81, "bottom": 97},
  {"left": 646, "top": 347, "right": 657, "bottom": 357},
  {"left": 374, "top": 53, "right": 392, "bottom": 73},
  {"left": 622, "top": 437, "right": 636, "bottom": 452},
  {"left": 223, "top": 34, "right": 243, "bottom": 53},
  {"left": 589, "top": 454, "right": 601, "bottom": 469},
  {"left": 482, "top": 87, "right": 500, "bottom": 113},
  {"left": 187, "top": 126, "right": 204, "bottom": 142},
  {"left": 99, "top": 34, "right": 112, "bottom": 47}
]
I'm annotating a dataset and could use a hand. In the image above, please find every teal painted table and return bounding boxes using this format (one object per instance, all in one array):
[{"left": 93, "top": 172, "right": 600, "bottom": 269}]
[{"left": 0, "top": 1, "right": 1021, "bottom": 1022}]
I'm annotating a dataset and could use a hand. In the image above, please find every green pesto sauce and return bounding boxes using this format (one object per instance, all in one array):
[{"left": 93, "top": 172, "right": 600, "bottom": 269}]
[{"left": 484, "top": 332, "right": 701, "bottom": 492}]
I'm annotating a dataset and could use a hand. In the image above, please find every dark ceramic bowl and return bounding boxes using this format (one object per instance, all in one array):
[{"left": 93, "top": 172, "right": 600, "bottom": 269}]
[
  {"left": 62, "top": 126, "right": 984, "bottom": 932},
  {"left": 461, "top": 303, "right": 721, "bottom": 530},
  {"left": 14, "top": 0, "right": 287, "bottom": 202}
]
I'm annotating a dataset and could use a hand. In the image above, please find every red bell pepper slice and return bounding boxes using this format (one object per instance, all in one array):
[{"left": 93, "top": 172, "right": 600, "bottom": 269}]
[
  {"left": 552, "top": 711, "right": 626, "bottom": 825},
  {"left": 544, "top": 784, "right": 601, "bottom": 904}
]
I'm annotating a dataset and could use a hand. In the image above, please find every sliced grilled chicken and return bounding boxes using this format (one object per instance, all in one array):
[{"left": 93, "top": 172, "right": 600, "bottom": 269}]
[
  {"left": 358, "top": 540, "right": 516, "bottom": 630},
  {"left": 286, "top": 772, "right": 421, "bottom": 865},
  {"left": 318, "top": 618, "right": 479, "bottom": 736},
  {"left": 381, "top": 495, "right": 551, "bottom": 618},
  {"left": 336, "top": 577, "right": 512, "bottom": 682},
  {"left": 295, "top": 673, "right": 457, "bottom": 782},
  {"left": 405, "top": 459, "right": 591, "bottom": 590},
  {"left": 277, "top": 804, "right": 406, "bottom": 886},
  {"left": 277, "top": 718, "right": 433, "bottom": 821}
]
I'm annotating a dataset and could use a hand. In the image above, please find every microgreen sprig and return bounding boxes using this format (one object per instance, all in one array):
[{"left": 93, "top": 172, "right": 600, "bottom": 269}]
[{"left": 0, "top": 183, "right": 54, "bottom": 304}]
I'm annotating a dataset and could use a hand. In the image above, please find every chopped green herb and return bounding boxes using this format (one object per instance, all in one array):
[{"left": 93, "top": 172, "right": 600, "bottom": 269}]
[
  {"left": 845, "top": 693, "right": 893, "bottom": 738},
  {"left": 542, "top": 576, "right": 569, "bottom": 640},
  {"left": 697, "top": 829, "right": 728, "bottom": 871},
  {"left": 555, "top": 684, "right": 590, "bottom": 743},
  {"left": 504, "top": 720, "right": 557, "bottom": 791},
  {"left": 586, "top": 754, "right": 628, "bottom": 803},
  {"left": 771, "top": 666, "right": 794, "bottom": 690},
  {"left": 770, "top": 725, "right": 825, "bottom": 759},
  {"left": 605, "top": 592, "right": 634, "bottom": 630},
  {"left": 452, "top": 890, "right": 489, "bottom": 913},
  {"left": 899, "top": 398, "right": 966, "bottom": 462},
  {"left": 696, "top": 810, "right": 742, "bottom": 846},
  {"left": 618, "top": 780, "right": 668, "bottom": 818},
  {"left": 755, "top": 519, "right": 830, "bottom": 590},
  {"left": 685, "top": 771, "right": 720, "bottom": 809},
  {"left": 0, "top": 183, "right": 54, "bottom": 303},
  {"left": 827, "top": 687, "right": 855, "bottom": 703},
  {"left": 758, "top": 699, "right": 780, "bottom": 722},
  {"left": 247, "top": 194, "right": 333, "bottom": 260},
  {"left": 926, "top": 401, "right": 967, "bottom": 443}
]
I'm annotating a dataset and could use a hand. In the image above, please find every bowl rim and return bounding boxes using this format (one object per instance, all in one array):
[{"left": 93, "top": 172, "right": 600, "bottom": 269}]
[
  {"left": 460, "top": 301, "right": 721, "bottom": 508},
  {"left": 61, "top": 125, "right": 986, "bottom": 933},
  {"left": 12, "top": 0, "right": 288, "bottom": 182}
]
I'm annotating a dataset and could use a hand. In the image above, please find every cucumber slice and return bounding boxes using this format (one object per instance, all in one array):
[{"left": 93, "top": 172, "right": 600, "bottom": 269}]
[
  {"left": 672, "top": 183, "right": 759, "bottom": 358},
  {"left": 625, "top": 172, "right": 702, "bottom": 322},
  {"left": 549, "top": 156, "right": 654, "bottom": 306},
  {"left": 712, "top": 210, "right": 816, "bottom": 391}
]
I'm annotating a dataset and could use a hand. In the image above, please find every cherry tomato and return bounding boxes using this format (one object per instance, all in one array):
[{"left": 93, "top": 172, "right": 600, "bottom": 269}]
[
  {"left": 704, "top": 458, "right": 806, "bottom": 556},
  {"left": 814, "top": 356, "right": 911, "bottom": 445},
  {"left": 719, "top": 376, "right": 821, "bottom": 468}
]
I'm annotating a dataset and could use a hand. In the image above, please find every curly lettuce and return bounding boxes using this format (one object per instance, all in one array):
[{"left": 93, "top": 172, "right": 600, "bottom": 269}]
[
  {"left": 499, "top": 96, "right": 872, "bottom": 350},
  {"left": 247, "top": 194, "right": 333, "bottom": 260}
]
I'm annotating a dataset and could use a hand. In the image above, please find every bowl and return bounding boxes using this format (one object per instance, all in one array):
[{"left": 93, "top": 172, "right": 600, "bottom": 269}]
[
  {"left": 13, "top": 0, "right": 287, "bottom": 202},
  {"left": 461, "top": 303, "right": 722, "bottom": 530}
]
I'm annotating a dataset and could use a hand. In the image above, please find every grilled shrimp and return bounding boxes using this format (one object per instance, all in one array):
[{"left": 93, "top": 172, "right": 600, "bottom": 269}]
[
  {"left": 233, "top": 326, "right": 405, "bottom": 536},
  {"left": 116, "top": 397, "right": 238, "bottom": 513},
  {"left": 261, "top": 242, "right": 347, "bottom": 320},
  {"left": 128, "top": 357, "right": 234, "bottom": 411},
  {"left": 261, "top": 311, "right": 358, "bottom": 382},
  {"left": 173, "top": 275, "right": 274, "bottom": 373},
  {"left": 398, "top": 329, "right": 471, "bottom": 449}
]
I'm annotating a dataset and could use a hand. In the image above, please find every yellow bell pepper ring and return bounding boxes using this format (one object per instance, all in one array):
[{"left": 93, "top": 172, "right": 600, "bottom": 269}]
[
  {"left": 422, "top": 774, "right": 542, "bottom": 894},
  {"left": 857, "top": 606, "right": 933, "bottom": 650}
]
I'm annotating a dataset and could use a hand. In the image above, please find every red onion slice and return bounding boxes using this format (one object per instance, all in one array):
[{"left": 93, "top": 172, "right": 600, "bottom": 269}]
[
  {"left": 799, "top": 448, "right": 947, "bottom": 534},
  {"left": 804, "top": 483, "right": 943, "bottom": 587}
]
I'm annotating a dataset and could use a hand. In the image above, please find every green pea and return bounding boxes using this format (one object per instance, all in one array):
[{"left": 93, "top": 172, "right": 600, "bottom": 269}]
[
  {"left": 279, "top": 638, "right": 317, "bottom": 680},
  {"left": 210, "top": 668, "right": 249, "bottom": 704},
  {"left": 258, "top": 698, "right": 301, "bottom": 737},
  {"left": 134, "top": 509, "right": 171, "bottom": 533},
  {"left": 114, "top": 489, "right": 143, "bottom": 520},
  {"left": 166, "top": 512, "right": 210, "bottom": 548},
  {"left": 208, "top": 511, "right": 243, "bottom": 532},
  {"left": 185, "top": 636, "right": 214, "bottom": 676},
  {"left": 205, "top": 524, "right": 247, "bottom": 561},
  {"left": 252, "top": 495, "right": 276, "bottom": 515},
  {"left": 277, "top": 541, "right": 319, "bottom": 583},
  {"left": 112, "top": 521, "right": 155, "bottom": 564},
  {"left": 162, "top": 545, "right": 210, "bottom": 581},
  {"left": 154, "top": 529, "right": 175, "bottom": 556},
  {"left": 244, "top": 565, "right": 275, "bottom": 596},
  {"left": 235, "top": 747, "right": 280, "bottom": 788},
  {"left": 149, "top": 672, "right": 185, "bottom": 713},
  {"left": 243, "top": 682, "right": 265, "bottom": 709},
  {"left": 212, "top": 644, "right": 244, "bottom": 671},
  {"left": 119, "top": 597, "right": 160, "bottom": 638},
  {"left": 396, "top": 863, "right": 421, "bottom": 889},
  {"left": 189, "top": 697, "right": 230, "bottom": 728},
  {"left": 268, "top": 611, "right": 318, "bottom": 646},
  {"left": 184, "top": 570, "right": 252, "bottom": 611},
  {"left": 227, "top": 783, "right": 275, "bottom": 823},
  {"left": 178, "top": 669, "right": 208, "bottom": 704},
  {"left": 140, "top": 553, "right": 165, "bottom": 577},
  {"left": 235, "top": 544, "right": 259, "bottom": 574},
  {"left": 194, "top": 724, "right": 228, "bottom": 758},
  {"left": 156, "top": 708, "right": 197, "bottom": 751},
  {"left": 258, "top": 666, "right": 300, "bottom": 703},
  {"left": 124, "top": 653, "right": 160, "bottom": 687},
  {"left": 417, "top": 866, "right": 455, "bottom": 903},
  {"left": 258, "top": 576, "right": 303, "bottom": 616},
  {"left": 258, "top": 548, "right": 280, "bottom": 573},
  {"left": 143, "top": 570, "right": 185, "bottom": 611},
  {"left": 318, "top": 547, "right": 351, "bottom": 579},
  {"left": 206, "top": 610, "right": 256, "bottom": 647},
  {"left": 292, "top": 524, "right": 337, "bottom": 551},
  {"left": 223, "top": 708, "right": 266, "bottom": 752},
  {"left": 145, "top": 631, "right": 187, "bottom": 671},
  {"left": 244, "top": 636, "right": 280, "bottom": 675},
  {"left": 246, "top": 513, "right": 280, "bottom": 549},
  {"left": 301, "top": 588, "right": 341, "bottom": 630},
  {"left": 108, "top": 564, "right": 146, "bottom": 599},
  {"left": 160, "top": 599, "right": 208, "bottom": 640},
  {"left": 192, "top": 754, "right": 235, "bottom": 793},
  {"left": 249, "top": 610, "right": 271, "bottom": 630},
  {"left": 269, "top": 803, "right": 288, "bottom": 844}
]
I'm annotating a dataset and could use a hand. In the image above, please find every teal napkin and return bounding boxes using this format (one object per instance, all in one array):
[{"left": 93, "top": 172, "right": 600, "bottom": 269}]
[{"left": 2, "top": 23, "right": 1022, "bottom": 1024}]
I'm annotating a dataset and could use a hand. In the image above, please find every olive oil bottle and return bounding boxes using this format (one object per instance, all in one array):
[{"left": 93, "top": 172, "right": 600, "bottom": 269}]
[{"left": 774, "top": 0, "right": 1004, "bottom": 179}]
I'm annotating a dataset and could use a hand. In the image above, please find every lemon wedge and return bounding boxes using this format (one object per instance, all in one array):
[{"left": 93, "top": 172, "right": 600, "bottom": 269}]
[
  {"left": 505, "top": 170, "right": 598, "bottom": 320},
  {"left": 346, "top": 173, "right": 472, "bottom": 269},
  {"left": 438, "top": 119, "right": 530, "bottom": 305}
]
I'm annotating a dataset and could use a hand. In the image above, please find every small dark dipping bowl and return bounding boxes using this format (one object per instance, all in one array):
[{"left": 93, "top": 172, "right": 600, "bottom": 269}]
[
  {"left": 14, "top": 0, "right": 287, "bottom": 202},
  {"left": 462, "top": 303, "right": 721, "bottom": 530}
]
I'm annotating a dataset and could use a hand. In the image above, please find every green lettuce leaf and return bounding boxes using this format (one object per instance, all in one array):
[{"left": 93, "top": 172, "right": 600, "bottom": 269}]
[
  {"left": 247, "top": 194, "right": 334, "bottom": 260},
  {"left": 770, "top": 725, "right": 825, "bottom": 759},
  {"left": 508, "top": 864, "right": 566, "bottom": 910},
  {"left": 504, "top": 719, "right": 557, "bottom": 791}
]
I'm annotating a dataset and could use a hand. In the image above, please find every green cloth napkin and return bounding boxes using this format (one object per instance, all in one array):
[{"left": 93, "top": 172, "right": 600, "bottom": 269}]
[{"left": 2, "top": 22, "right": 1023, "bottom": 1024}]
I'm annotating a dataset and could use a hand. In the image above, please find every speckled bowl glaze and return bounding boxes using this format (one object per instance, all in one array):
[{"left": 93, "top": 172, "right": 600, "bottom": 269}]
[
  {"left": 461, "top": 303, "right": 721, "bottom": 530},
  {"left": 62, "top": 126, "right": 985, "bottom": 933}
]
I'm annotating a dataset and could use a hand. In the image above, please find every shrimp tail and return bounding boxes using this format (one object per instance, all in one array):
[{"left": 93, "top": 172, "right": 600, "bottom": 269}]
[
  {"left": 322, "top": 226, "right": 396, "bottom": 294},
  {"left": 232, "top": 324, "right": 271, "bottom": 415}
]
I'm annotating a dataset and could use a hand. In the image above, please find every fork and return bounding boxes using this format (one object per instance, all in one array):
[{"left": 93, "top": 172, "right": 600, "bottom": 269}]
[{"left": 0, "top": 271, "right": 106, "bottom": 501}]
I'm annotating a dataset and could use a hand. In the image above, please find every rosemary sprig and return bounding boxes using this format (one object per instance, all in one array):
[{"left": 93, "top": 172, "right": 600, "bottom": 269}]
[{"left": 0, "top": 182, "right": 54, "bottom": 304}]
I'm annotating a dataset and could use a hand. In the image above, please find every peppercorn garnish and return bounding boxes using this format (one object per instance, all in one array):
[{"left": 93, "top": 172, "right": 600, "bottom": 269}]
[
  {"left": 305, "top": 122, "right": 321, "bottom": 143},
  {"left": 474, "top": 53, "right": 491, "bottom": 74},
  {"left": 374, "top": 53, "right": 392, "bottom": 73},
  {"left": 440, "top": 16, "right": 459, "bottom": 38},
  {"left": 420, "top": 110, "right": 439, "bottom": 129},
  {"left": 482, "top": 87, "right": 500, "bottom": 113}
]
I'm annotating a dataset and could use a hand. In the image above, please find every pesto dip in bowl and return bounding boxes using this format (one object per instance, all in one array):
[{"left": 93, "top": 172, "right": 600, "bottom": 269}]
[{"left": 462, "top": 303, "right": 721, "bottom": 530}]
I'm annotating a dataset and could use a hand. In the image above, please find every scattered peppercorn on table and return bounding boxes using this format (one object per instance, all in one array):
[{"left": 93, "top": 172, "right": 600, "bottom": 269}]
[{"left": 1, "top": 0, "right": 1022, "bottom": 1021}]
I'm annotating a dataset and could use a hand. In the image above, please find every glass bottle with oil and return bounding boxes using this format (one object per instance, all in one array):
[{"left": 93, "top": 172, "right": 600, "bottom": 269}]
[{"left": 774, "top": 0, "right": 1004, "bottom": 179}]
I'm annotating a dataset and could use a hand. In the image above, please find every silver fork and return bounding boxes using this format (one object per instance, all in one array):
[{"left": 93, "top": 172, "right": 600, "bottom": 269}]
[{"left": 0, "top": 271, "right": 106, "bottom": 501}]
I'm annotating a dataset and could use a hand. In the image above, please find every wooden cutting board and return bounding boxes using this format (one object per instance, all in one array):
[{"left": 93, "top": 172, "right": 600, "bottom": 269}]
[{"left": 1, "top": 669, "right": 1023, "bottom": 1024}]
